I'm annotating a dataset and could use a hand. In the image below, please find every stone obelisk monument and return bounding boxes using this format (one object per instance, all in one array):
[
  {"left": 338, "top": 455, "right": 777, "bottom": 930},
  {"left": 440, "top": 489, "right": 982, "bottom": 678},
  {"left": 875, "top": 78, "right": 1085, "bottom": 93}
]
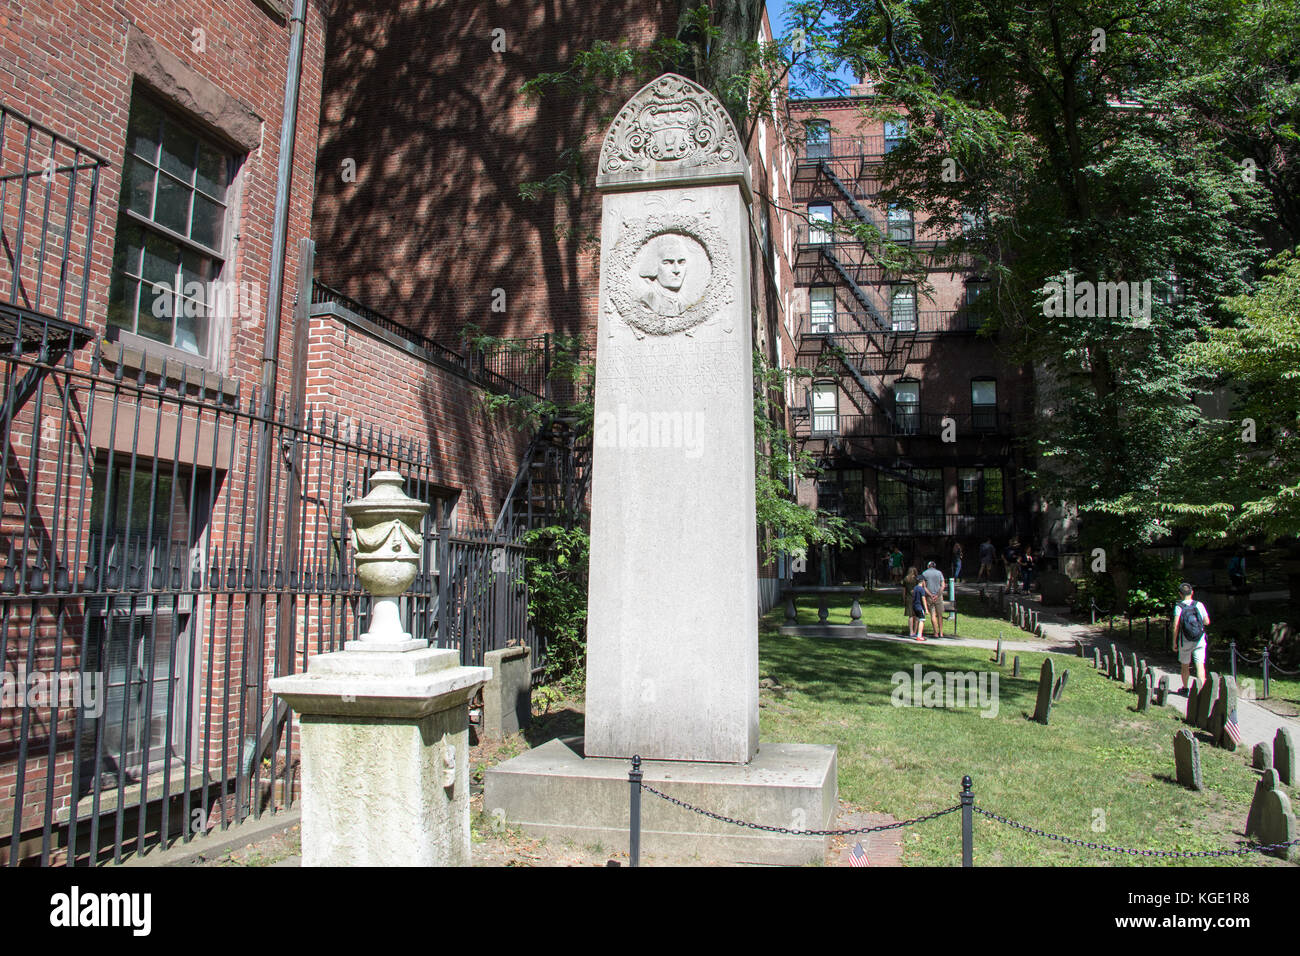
[
  {"left": 485, "top": 75, "right": 835, "bottom": 863},
  {"left": 584, "top": 73, "right": 759, "bottom": 764}
]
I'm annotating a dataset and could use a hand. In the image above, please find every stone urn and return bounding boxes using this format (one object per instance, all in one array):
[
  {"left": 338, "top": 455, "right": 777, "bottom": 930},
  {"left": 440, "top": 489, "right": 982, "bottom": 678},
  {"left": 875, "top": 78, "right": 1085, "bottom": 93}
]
[{"left": 344, "top": 471, "right": 430, "bottom": 646}]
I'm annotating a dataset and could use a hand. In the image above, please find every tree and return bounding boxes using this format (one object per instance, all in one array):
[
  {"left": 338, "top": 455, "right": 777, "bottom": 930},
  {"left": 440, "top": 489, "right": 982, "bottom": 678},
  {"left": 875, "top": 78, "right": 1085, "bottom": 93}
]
[{"left": 806, "top": 0, "right": 1288, "bottom": 569}]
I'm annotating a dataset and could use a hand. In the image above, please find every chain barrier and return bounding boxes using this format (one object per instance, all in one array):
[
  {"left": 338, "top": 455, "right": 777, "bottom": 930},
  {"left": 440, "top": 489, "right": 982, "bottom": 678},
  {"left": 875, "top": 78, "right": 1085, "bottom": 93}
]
[
  {"left": 638, "top": 783, "right": 961, "bottom": 836},
  {"left": 972, "top": 807, "right": 1300, "bottom": 858},
  {"left": 629, "top": 771, "right": 1299, "bottom": 862}
]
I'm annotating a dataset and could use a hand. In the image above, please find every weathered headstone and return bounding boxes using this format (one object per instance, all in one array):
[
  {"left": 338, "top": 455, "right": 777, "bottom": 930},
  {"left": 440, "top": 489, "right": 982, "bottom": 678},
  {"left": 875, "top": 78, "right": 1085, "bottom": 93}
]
[
  {"left": 1136, "top": 671, "right": 1151, "bottom": 712},
  {"left": 1052, "top": 669, "right": 1069, "bottom": 703},
  {"left": 1253, "top": 742, "right": 1273, "bottom": 771},
  {"left": 1075, "top": 641, "right": 1084, "bottom": 658},
  {"left": 1033, "top": 658, "right": 1056, "bottom": 725},
  {"left": 585, "top": 74, "right": 761, "bottom": 764},
  {"left": 1257, "top": 787, "right": 1297, "bottom": 861},
  {"left": 1195, "top": 672, "right": 1219, "bottom": 729},
  {"left": 1012, "top": 655, "right": 1020, "bottom": 678},
  {"left": 1127, "top": 652, "right": 1139, "bottom": 690},
  {"left": 1185, "top": 679, "right": 1201, "bottom": 725},
  {"left": 999, "top": 651, "right": 1006, "bottom": 666},
  {"left": 1154, "top": 674, "right": 1169, "bottom": 707},
  {"left": 1209, "top": 675, "right": 1239, "bottom": 752},
  {"left": 1092, "top": 647, "right": 1102, "bottom": 669},
  {"left": 1173, "top": 729, "right": 1203, "bottom": 791},
  {"left": 1110, "top": 644, "right": 1122, "bottom": 681},
  {"left": 1275, "top": 727, "right": 1296, "bottom": 786},
  {"left": 1246, "top": 769, "right": 1281, "bottom": 838},
  {"left": 993, "top": 636, "right": 1002, "bottom": 663}
]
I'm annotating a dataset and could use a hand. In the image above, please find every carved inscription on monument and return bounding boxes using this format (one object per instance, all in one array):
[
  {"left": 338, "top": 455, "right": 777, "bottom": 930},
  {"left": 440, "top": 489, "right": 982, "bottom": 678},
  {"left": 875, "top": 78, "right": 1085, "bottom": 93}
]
[{"left": 600, "top": 339, "right": 736, "bottom": 398}]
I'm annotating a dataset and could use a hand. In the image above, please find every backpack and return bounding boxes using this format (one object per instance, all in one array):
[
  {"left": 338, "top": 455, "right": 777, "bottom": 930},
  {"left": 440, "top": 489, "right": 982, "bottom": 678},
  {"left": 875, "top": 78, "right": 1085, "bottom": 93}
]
[{"left": 1179, "top": 602, "right": 1205, "bottom": 643}]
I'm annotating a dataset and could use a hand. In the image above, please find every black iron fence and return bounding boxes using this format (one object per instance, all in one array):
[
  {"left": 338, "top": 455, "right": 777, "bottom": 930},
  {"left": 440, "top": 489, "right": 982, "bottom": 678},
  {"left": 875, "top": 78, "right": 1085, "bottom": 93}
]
[{"left": 0, "top": 334, "right": 539, "bottom": 865}]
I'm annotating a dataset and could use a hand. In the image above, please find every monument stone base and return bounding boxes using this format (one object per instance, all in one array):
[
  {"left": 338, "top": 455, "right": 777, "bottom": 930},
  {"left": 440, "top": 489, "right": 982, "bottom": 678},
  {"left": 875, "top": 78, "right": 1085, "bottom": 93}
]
[
  {"left": 484, "top": 739, "right": 837, "bottom": 865},
  {"left": 270, "top": 646, "right": 489, "bottom": 867}
]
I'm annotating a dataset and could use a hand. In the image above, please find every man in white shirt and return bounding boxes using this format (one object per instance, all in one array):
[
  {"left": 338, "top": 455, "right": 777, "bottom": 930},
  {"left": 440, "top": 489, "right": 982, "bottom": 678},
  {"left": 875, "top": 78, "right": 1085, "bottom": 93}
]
[{"left": 1172, "top": 583, "right": 1210, "bottom": 694}]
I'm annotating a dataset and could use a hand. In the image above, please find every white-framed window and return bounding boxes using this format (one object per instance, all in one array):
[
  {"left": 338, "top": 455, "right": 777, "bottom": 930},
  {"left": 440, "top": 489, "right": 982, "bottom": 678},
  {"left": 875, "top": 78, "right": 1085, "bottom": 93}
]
[
  {"left": 971, "top": 378, "right": 997, "bottom": 430},
  {"left": 891, "top": 284, "right": 917, "bottom": 331},
  {"left": 894, "top": 379, "right": 920, "bottom": 433},
  {"left": 883, "top": 119, "right": 908, "bottom": 153},
  {"left": 811, "top": 382, "right": 839, "bottom": 436},
  {"left": 108, "top": 93, "right": 239, "bottom": 368},
  {"left": 810, "top": 287, "right": 835, "bottom": 334},
  {"left": 808, "top": 203, "right": 833, "bottom": 244},
  {"left": 887, "top": 204, "right": 914, "bottom": 242},
  {"left": 805, "top": 120, "right": 831, "bottom": 159}
]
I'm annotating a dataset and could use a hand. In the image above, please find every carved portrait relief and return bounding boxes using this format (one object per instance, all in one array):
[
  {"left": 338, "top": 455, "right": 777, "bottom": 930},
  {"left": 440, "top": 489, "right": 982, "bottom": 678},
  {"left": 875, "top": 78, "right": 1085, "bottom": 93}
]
[{"left": 606, "top": 214, "right": 733, "bottom": 336}]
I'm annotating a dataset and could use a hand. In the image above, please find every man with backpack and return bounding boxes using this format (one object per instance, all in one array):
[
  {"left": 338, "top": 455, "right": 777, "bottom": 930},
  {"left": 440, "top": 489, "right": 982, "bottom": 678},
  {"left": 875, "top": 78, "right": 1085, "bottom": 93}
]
[{"left": 1172, "top": 583, "right": 1210, "bottom": 694}]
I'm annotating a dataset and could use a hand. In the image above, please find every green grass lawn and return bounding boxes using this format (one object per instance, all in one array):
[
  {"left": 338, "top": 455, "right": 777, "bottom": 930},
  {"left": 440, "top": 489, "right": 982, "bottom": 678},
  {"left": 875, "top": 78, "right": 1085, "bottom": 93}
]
[
  {"left": 759, "top": 602, "right": 1287, "bottom": 867},
  {"left": 789, "top": 588, "right": 1041, "bottom": 643}
]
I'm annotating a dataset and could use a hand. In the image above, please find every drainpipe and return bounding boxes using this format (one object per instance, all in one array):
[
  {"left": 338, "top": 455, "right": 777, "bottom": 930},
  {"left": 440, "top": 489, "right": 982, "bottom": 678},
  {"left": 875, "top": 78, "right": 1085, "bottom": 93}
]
[{"left": 242, "top": 0, "right": 310, "bottom": 808}]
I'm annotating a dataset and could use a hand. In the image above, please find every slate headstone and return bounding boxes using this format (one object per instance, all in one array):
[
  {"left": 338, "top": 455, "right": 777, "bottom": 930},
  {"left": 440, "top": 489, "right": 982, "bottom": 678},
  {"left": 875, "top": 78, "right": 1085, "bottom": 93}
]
[
  {"left": 1092, "top": 647, "right": 1102, "bottom": 669},
  {"left": 1275, "top": 728, "right": 1296, "bottom": 786},
  {"left": 1253, "top": 742, "right": 1273, "bottom": 771},
  {"left": 1076, "top": 642, "right": 1085, "bottom": 658},
  {"left": 1195, "top": 673, "right": 1219, "bottom": 729},
  {"left": 1174, "top": 729, "right": 1203, "bottom": 791},
  {"left": 999, "top": 651, "right": 1006, "bottom": 666},
  {"left": 1154, "top": 675, "right": 1169, "bottom": 708},
  {"left": 1211, "top": 676, "right": 1239, "bottom": 752},
  {"left": 1110, "top": 644, "right": 1120, "bottom": 679},
  {"left": 1246, "top": 769, "right": 1281, "bottom": 838},
  {"left": 1136, "top": 671, "right": 1151, "bottom": 712},
  {"left": 1258, "top": 788, "right": 1298, "bottom": 861},
  {"left": 1033, "top": 658, "right": 1056, "bottom": 725},
  {"left": 1013, "top": 655, "right": 1020, "bottom": 678},
  {"left": 1053, "top": 669, "right": 1069, "bottom": 703},
  {"left": 993, "top": 636, "right": 1002, "bottom": 663},
  {"left": 1128, "top": 652, "right": 1139, "bottom": 691},
  {"left": 1185, "top": 679, "right": 1201, "bottom": 725}
]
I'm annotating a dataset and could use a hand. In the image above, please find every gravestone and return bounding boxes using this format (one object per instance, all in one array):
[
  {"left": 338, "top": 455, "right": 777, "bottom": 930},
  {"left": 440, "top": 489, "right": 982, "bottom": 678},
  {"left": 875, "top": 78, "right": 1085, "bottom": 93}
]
[
  {"left": 1246, "top": 768, "right": 1281, "bottom": 838},
  {"left": 1037, "top": 570, "right": 1071, "bottom": 606},
  {"left": 999, "top": 651, "right": 1006, "bottom": 666},
  {"left": 1033, "top": 658, "right": 1056, "bottom": 725},
  {"left": 1195, "top": 672, "right": 1219, "bottom": 729},
  {"left": 487, "top": 74, "right": 836, "bottom": 865},
  {"left": 1092, "top": 647, "right": 1102, "bottom": 669},
  {"left": 1275, "top": 728, "right": 1296, "bottom": 786},
  {"left": 1209, "top": 676, "right": 1239, "bottom": 752},
  {"left": 1128, "top": 652, "right": 1139, "bottom": 690},
  {"left": 1076, "top": 642, "right": 1084, "bottom": 657},
  {"left": 1110, "top": 644, "right": 1122, "bottom": 681},
  {"left": 1013, "top": 655, "right": 1020, "bottom": 678},
  {"left": 1154, "top": 675, "right": 1169, "bottom": 707},
  {"left": 1136, "top": 671, "right": 1151, "bottom": 712},
  {"left": 1253, "top": 742, "right": 1273, "bottom": 771},
  {"left": 1258, "top": 788, "right": 1297, "bottom": 861},
  {"left": 994, "top": 636, "right": 1002, "bottom": 663},
  {"left": 1185, "top": 679, "right": 1201, "bottom": 725},
  {"left": 1053, "top": 669, "right": 1069, "bottom": 703},
  {"left": 1173, "top": 729, "right": 1203, "bottom": 791}
]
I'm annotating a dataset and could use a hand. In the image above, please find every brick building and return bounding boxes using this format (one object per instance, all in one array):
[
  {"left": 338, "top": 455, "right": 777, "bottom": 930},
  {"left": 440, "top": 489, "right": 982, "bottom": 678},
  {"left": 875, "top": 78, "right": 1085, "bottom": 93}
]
[
  {"left": 786, "top": 85, "right": 1035, "bottom": 583},
  {"left": 0, "top": 0, "right": 542, "bottom": 865}
]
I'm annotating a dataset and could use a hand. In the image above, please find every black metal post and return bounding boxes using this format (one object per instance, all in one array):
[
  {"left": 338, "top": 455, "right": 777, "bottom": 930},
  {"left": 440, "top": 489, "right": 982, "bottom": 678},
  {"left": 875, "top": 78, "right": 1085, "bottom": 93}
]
[
  {"left": 960, "top": 776, "right": 973, "bottom": 867},
  {"left": 1263, "top": 649, "right": 1270, "bottom": 701},
  {"left": 629, "top": 754, "right": 643, "bottom": 868},
  {"left": 1230, "top": 641, "right": 1237, "bottom": 682}
]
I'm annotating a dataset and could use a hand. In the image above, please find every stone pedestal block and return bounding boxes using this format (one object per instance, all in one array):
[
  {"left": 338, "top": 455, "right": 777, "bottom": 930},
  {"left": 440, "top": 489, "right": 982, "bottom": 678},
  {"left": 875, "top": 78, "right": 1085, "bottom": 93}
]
[
  {"left": 270, "top": 647, "right": 489, "bottom": 866},
  {"left": 482, "top": 645, "right": 531, "bottom": 740}
]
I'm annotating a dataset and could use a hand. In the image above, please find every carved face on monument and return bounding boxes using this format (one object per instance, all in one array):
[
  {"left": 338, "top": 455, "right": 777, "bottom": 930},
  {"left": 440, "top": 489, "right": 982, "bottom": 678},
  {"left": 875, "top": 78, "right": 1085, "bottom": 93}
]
[{"left": 632, "top": 232, "right": 709, "bottom": 321}]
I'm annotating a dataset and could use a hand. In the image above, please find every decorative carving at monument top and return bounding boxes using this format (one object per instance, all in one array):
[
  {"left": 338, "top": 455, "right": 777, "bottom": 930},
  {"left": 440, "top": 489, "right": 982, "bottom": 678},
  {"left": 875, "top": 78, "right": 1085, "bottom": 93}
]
[{"left": 597, "top": 74, "right": 749, "bottom": 193}]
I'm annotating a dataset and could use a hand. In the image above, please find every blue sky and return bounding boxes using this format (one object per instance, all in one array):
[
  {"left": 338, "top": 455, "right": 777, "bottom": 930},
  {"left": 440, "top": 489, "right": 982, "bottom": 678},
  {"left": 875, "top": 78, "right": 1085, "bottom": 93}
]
[{"left": 764, "top": 0, "right": 858, "bottom": 95}]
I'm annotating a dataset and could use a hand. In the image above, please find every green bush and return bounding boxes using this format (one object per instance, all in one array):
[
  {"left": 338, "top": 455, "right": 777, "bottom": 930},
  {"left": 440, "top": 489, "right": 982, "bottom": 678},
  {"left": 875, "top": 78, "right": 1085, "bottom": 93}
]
[
  {"left": 1071, "top": 552, "right": 1181, "bottom": 617},
  {"left": 519, "top": 524, "right": 590, "bottom": 688}
]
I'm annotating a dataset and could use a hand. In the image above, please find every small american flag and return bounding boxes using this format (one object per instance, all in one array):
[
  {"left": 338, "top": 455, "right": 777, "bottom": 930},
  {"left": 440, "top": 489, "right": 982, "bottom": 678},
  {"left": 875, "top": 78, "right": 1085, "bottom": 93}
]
[
  {"left": 1225, "top": 709, "right": 1243, "bottom": 745},
  {"left": 848, "top": 842, "right": 870, "bottom": 867}
]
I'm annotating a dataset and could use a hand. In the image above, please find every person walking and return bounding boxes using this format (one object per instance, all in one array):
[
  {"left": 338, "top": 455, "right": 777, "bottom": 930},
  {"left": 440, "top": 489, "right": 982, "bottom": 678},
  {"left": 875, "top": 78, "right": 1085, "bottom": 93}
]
[
  {"left": 978, "top": 537, "right": 995, "bottom": 582},
  {"left": 922, "top": 560, "right": 946, "bottom": 639},
  {"left": 952, "top": 540, "right": 964, "bottom": 584},
  {"left": 1020, "top": 546, "right": 1036, "bottom": 593},
  {"left": 889, "top": 546, "right": 904, "bottom": 584},
  {"left": 1004, "top": 539, "right": 1022, "bottom": 593},
  {"left": 1172, "top": 583, "right": 1210, "bottom": 694}
]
